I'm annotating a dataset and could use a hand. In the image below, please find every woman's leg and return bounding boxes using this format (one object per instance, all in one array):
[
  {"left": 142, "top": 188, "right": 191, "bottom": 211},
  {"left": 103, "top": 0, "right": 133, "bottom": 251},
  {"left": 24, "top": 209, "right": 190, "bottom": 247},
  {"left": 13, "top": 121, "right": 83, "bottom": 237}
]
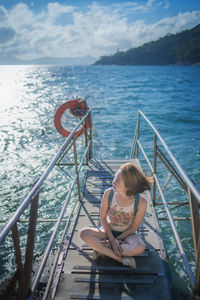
[
  {"left": 120, "top": 234, "right": 145, "bottom": 257},
  {"left": 80, "top": 227, "right": 123, "bottom": 263}
]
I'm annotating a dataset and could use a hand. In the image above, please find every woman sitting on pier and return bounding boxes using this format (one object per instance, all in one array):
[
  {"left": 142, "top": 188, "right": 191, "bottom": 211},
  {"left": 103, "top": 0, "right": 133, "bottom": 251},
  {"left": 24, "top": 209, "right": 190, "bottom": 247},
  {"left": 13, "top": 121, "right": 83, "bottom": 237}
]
[{"left": 80, "top": 162, "right": 153, "bottom": 268}]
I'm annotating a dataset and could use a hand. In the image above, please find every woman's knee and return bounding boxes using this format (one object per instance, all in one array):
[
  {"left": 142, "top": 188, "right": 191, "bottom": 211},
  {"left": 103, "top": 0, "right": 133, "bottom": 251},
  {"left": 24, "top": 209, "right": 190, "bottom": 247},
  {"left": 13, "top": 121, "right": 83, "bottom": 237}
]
[
  {"left": 132, "top": 240, "right": 145, "bottom": 255},
  {"left": 128, "top": 236, "right": 145, "bottom": 256},
  {"left": 80, "top": 227, "right": 107, "bottom": 244},
  {"left": 138, "top": 241, "right": 145, "bottom": 253},
  {"left": 80, "top": 227, "right": 92, "bottom": 241}
]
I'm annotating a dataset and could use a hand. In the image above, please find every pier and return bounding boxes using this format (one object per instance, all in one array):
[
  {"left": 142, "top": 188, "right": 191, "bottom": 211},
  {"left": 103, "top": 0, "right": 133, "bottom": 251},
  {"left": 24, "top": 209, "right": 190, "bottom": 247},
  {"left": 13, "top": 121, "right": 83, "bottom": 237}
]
[{"left": 54, "top": 159, "right": 174, "bottom": 299}]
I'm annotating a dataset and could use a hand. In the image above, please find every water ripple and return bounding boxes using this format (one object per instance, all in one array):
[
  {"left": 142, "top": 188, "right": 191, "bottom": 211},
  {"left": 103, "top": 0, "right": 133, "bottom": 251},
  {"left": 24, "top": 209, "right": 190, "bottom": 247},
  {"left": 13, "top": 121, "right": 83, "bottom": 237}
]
[{"left": 0, "top": 65, "right": 199, "bottom": 294}]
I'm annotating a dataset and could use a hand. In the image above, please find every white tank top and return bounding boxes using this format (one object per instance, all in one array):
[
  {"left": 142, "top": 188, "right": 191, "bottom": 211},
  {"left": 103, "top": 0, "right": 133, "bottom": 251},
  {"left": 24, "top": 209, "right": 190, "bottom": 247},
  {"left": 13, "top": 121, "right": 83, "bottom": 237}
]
[{"left": 107, "top": 193, "right": 135, "bottom": 232}]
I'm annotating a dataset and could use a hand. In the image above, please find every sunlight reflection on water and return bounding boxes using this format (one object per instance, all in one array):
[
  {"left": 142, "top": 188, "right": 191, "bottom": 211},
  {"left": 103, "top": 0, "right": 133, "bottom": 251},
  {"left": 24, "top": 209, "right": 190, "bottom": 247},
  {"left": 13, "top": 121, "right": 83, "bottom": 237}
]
[
  {"left": 0, "top": 65, "right": 199, "bottom": 296},
  {"left": 0, "top": 66, "right": 34, "bottom": 110}
]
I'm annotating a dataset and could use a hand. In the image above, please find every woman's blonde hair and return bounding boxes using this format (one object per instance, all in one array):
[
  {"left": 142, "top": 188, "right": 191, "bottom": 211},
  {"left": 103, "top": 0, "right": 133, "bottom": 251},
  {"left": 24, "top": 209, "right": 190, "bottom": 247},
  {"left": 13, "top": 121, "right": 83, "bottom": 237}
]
[{"left": 120, "top": 162, "right": 153, "bottom": 197}]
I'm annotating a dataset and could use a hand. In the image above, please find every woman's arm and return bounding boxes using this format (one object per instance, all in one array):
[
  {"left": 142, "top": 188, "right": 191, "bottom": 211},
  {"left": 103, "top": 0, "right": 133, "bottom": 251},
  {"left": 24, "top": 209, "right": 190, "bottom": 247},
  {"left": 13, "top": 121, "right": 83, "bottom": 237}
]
[
  {"left": 117, "top": 196, "right": 147, "bottom": 241},
  {"left": 100, "top": 189, "right": 115, "bottom": 243},
  {"left": 100, "top": 189, "right": 123, "bottom": 257}
]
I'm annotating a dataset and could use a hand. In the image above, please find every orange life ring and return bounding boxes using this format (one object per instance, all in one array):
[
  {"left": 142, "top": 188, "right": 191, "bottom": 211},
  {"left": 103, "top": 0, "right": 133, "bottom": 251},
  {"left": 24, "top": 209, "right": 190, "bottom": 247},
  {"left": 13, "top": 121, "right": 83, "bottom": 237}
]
[{"left": 54, "top": 99, "right": 90, "bottom": 138}]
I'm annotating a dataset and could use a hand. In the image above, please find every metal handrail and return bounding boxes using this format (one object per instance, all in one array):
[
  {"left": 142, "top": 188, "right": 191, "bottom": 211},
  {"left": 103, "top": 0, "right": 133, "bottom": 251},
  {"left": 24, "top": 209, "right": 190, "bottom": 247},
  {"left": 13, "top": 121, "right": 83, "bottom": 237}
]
[
  {"left": 137, "top": 139, "right": 195, "bottom": 287},
  {"left": 138, "top": 110, "right": 200, "bottom": 205},
  {"left": 131, "top": 110, "right": 200, "bottom": 294},
  {"left": 29, "top": 140, "right": 91, "bottom": 298},
  {"left": 0, "top": 109, "right": 93, "bottom": 244}
]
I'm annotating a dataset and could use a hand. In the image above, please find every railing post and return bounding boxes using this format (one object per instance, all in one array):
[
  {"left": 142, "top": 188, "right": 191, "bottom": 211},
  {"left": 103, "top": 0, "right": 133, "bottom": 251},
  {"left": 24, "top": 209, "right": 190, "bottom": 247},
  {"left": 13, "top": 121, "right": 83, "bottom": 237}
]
[
  {"left": 73, "top": 136, "right": 81, "bottom": 201},
  {"left": 188, "top": 186, "right": 200, "bottom": 296},
  {"left": 188, "top": 188, "right": 200, "bottom": 260},
  {"left": 12, "top": 224, "right": 23, "bottom": 275},
  {"left": 88, "top": 114, "right": 93, "bottom": 161},
  {"left": 8, "top": 190, "right": 40, "bottom": 299},
  {"left": 135, "top": 113, "right": 140, "bottom": 158},
  {"left": 131, "top": 112, "right": 140, "bottom": 158},
  {"left": 85, "top": 132, "right": 89, "bottom": 165},
  {"left": 12, "top": 223, "right": 26, "bottom": 299},
  {"left": 83, "top": 101, "right": 89, "bottom": 165},
  {"left": 195, "top": 232, "right": 200, "bottom": 296},
  {"left": 153, "top": 133, "right": 157, "bottom": 205},
  {"left": 23, "top": 191, "right": 39, "bottom": 298}
]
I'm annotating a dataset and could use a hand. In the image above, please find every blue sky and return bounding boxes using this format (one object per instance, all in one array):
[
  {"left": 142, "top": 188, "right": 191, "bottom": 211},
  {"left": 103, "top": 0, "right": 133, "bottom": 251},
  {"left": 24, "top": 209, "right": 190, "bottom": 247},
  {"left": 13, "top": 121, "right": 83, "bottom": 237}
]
[{"left": 0, "top": 0, "right": 200, "bottom": 60}]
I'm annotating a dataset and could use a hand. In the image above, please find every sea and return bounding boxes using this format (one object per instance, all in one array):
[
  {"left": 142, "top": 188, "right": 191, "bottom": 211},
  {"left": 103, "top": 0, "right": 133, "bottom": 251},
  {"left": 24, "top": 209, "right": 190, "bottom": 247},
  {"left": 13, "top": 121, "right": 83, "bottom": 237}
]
[{"left": 0, "top": 65, "right": 199, "bottom": 297}]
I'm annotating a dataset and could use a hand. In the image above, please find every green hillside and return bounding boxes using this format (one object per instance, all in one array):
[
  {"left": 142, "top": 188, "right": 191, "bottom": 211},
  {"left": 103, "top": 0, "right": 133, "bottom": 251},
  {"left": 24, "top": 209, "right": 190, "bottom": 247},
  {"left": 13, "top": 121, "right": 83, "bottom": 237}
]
[{"left": 95, "top": 24, "right": 200, "bottom": 66}]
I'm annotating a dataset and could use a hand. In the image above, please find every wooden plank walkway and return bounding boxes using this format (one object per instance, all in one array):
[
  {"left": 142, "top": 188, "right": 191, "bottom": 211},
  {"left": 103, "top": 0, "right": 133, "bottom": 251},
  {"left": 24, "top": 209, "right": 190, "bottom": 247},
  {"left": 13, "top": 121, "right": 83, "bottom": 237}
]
[{"left": 54, "top": 159, "right": 175, "bottom": 300}]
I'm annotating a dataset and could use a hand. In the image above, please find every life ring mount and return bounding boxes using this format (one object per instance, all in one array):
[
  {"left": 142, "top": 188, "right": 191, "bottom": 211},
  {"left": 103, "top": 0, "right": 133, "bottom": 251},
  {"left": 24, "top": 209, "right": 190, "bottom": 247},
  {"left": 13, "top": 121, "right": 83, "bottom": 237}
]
[{"left": 54, "top": 99, "right": 90, "bottom": 138}]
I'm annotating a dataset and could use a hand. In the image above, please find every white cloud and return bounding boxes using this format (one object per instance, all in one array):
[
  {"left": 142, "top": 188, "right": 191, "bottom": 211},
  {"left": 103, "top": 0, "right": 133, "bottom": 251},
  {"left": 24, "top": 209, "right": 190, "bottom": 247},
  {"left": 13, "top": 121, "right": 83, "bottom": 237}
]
[
  {"left": 0, "top": 5, "right": 8, "bottom": 23},
  {"left": 151, "top": 11, "right": 200, "bottom": 36},
  {"left": 47, "top": 2, "right": 75, "bottom": 19},
  {"left": 125, "top": 10, "right": 200, "bottom": 49},
  {"left": 9, "top": 3, "right": 35, "bottom": 29},
  {"left": 147, "top": 0, "right": 169, "bottom": 9},
  {"left": 0, "top": 2, "right": 199, "bottom": 60}
]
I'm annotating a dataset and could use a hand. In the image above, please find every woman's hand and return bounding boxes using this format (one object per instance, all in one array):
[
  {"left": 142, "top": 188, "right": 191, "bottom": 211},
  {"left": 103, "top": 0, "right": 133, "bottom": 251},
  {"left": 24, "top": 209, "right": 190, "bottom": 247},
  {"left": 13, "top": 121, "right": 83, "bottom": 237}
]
[
  {"left": 101, "top": 239, "right": 111, "bottom": 248},
  {"left": 111, "top": 238, "right": 123, "bottom": 257}
]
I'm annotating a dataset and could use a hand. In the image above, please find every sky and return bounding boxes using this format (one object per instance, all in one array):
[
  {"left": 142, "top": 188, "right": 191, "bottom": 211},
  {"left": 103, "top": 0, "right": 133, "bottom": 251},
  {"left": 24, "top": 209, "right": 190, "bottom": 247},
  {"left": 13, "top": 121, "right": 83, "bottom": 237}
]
[{"left": 0, "top": 0, "right": 200, "bottom": 60}]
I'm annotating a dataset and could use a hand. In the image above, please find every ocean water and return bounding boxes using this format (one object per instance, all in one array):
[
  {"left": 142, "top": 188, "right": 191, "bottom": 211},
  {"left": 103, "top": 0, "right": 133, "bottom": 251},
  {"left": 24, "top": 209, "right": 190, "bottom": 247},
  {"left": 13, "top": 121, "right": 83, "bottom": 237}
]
[{"left": 0, "top": 65, "right": 200, "bottom": 296}]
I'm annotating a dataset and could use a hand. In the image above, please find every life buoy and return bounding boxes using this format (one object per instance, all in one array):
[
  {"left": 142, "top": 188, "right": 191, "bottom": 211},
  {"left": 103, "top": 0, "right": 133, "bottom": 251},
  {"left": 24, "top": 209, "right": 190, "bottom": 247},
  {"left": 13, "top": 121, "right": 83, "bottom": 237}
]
[{"left": 54, "top": 99, "right": 90, "bottom": 138}]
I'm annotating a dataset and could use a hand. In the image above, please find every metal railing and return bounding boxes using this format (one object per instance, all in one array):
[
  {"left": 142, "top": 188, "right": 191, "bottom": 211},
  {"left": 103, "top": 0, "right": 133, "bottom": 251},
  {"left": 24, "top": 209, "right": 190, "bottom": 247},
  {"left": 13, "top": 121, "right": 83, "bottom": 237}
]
[
  {"left": 130, "top": 110, "right": 200, "bottom": 296},
  {"left": 0, "top": 109, "right": 93, "bottom": 300}
]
